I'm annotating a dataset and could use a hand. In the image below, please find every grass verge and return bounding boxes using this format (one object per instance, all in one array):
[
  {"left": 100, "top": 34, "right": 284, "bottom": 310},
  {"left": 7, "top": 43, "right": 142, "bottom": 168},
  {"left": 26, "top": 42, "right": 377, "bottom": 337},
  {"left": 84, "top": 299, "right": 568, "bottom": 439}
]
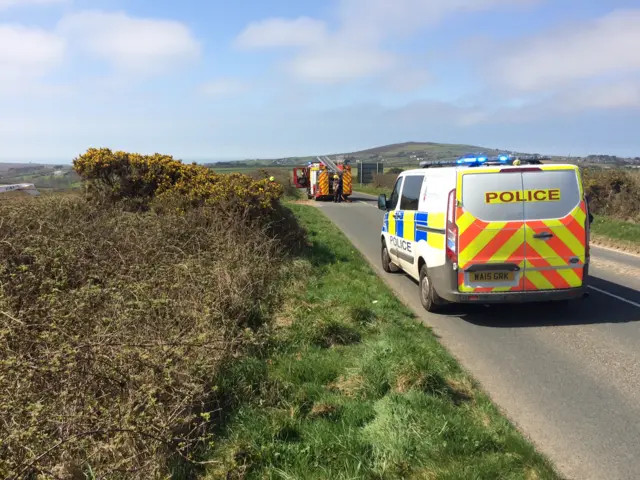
[
  {"left": 205, "top": 204, "right": 558, "bottom": 479},
  {"left": 590, "top": 215, "right": 640, "bottom": 253}
]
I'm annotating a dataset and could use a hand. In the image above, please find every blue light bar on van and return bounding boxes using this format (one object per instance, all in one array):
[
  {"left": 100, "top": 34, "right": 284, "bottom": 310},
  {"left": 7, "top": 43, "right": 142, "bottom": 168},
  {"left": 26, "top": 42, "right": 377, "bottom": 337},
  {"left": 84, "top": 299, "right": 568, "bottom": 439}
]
[{"left": 456, "top": 156, "right": 487, "bottom": 164}]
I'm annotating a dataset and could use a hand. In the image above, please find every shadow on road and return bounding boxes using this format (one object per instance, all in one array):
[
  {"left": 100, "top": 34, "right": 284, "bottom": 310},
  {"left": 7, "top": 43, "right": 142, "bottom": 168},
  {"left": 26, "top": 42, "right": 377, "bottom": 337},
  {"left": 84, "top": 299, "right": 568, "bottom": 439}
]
[
  {"left": 388, "top": 272, "right": 640, "bottom": 327},
  {"left": 348, "top": 194, "right": 378, "bottom": 203},
  {"left": 453, "top": 275, "right": 640, "bottom": 327}
]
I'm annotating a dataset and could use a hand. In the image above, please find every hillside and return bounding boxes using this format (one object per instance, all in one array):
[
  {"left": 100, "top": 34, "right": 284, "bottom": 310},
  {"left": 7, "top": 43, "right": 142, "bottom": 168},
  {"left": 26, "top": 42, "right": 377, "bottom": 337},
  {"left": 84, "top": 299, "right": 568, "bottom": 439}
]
[
  {"left": 0, "top": 163, "right": 79, "bottom": 190},
  {"left": 349, "top": 141, "right": 498, "bottom": 157},
  {"left": 0, "top": 162, "right": 46, "bottom": 174},
  {"left": 213, "top": 141, "right": 534, "bottom": 169},
  {"left": 345, "top": 141, "right": 509, "bottom": 164},
  {"left": 217, "top": 142, "right": 640, "bottom": 169}
]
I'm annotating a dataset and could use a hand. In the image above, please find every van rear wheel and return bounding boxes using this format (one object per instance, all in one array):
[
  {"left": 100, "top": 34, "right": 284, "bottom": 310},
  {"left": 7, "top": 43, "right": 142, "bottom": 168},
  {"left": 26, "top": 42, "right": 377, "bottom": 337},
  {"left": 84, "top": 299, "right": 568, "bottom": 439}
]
[{"left": 420, "top": 265, "right": 442, "bottom": 313}]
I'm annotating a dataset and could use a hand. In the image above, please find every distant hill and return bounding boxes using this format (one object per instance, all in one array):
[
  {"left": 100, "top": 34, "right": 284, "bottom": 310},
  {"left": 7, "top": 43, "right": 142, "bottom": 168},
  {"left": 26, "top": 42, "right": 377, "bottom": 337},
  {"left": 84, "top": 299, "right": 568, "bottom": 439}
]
[
  {"left": 344, "top": 141, "right": 509, "bottom": 164},
  {"left": 219, "top": 141, "right": 531, "bottom": 168},
  {"left": 0, "top": 162, "right": 46, "bottom": 174},
  {"left": 349, "top": 141, "right": 490, "bottom": 156}
]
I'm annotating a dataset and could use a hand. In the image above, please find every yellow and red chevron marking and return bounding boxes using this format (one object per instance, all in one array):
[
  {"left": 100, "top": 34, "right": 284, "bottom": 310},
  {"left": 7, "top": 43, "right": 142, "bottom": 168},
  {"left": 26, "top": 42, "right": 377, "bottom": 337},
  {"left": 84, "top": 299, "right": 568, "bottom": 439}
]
[
  {"left": 523, "top": 201, "right": 586, "bottom": 291},
  {"left": 457, "top": 210, "right": 527, "bottom": 293},
  {"left": 342, "top": 167, "right": 352, "bottom": 195},
  {"left": 456, "top": 201, "right": 587, "bottom": 293},
  {"left": 318, "top": 170, "right": 329, "bottom": 196}
]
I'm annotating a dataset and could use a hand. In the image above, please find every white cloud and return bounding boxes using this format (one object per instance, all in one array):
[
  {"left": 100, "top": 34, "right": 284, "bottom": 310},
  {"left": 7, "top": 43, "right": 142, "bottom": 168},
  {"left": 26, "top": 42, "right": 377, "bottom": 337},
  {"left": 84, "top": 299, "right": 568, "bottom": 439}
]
[
  {"left": 336, "top": 0, "right": 538, "bottom": 41},
  {"left": 57, "top": 11, "right": 201, "bottom": 75},
  {"left": 235, "top": 0, "right": 537, "bottom": 84},
  {"left": 0, "top": 0, "right": 67, "bottom": 9},
  {"left": 494, "top": 9, "right": 640, "bottom": 91},
  {"left": 0, "top": 25, "right": 65, "bottom": 91},
  {"left": 554, "top": 81, "right": 640, "bottom": 111},
  {"left": 384, "top": 69, "right": 431, "bottom": 92},
  {"left": 289, "top": 45, "right": 397, "bottom": 83},
  {"left": 199, "top": 78, "right": 247, "bottom": 96},
  {"left": 235, "top": 17, "right": 327, "bottom": 49}
]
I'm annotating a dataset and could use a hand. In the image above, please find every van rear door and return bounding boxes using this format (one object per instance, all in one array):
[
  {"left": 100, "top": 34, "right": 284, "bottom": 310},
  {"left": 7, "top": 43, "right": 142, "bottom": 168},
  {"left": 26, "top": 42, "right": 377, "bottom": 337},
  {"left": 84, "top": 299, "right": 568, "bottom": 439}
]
[
  {"left": 522, "top": 167, "right": 587, "bottom": 291},
  {"left": 457, "top": 171, "right": 526, "bottom": 293}
]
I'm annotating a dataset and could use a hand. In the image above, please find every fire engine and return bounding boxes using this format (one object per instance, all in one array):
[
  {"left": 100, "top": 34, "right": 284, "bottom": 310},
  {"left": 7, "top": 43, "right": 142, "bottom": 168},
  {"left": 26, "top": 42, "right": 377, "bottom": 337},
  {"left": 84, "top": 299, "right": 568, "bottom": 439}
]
[{"left": 292, "top": 156, "right": 353, "bottom": 201}]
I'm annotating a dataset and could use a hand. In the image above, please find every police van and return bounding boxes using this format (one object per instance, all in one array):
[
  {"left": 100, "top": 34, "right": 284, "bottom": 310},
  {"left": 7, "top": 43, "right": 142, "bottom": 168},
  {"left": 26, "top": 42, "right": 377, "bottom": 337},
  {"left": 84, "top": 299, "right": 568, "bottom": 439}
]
[{"left": 377, "top": 155, "right": 591, "bottom": 312}]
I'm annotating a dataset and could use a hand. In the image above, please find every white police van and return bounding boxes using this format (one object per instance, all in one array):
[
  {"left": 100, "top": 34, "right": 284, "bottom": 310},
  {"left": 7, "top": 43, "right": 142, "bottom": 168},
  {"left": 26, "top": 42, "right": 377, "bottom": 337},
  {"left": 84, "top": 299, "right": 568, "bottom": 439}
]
[{"left": 377, "top": 155, "right": 591, "bottom": 312}]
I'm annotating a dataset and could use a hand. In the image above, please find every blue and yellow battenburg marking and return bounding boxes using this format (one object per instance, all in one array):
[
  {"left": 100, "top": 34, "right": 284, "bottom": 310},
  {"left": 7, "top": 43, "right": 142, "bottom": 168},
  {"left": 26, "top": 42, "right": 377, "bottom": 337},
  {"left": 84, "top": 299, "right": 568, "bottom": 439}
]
[{"left": 384, "top": 211, "right": 445, "bottom": 250}]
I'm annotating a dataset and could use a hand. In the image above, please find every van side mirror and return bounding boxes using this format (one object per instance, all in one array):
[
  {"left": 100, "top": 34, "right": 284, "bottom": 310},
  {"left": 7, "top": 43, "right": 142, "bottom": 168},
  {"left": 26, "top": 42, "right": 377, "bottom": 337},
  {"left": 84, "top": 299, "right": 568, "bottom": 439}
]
[{"left": 378, "top": 194, "right": 387, "bottom": 210}]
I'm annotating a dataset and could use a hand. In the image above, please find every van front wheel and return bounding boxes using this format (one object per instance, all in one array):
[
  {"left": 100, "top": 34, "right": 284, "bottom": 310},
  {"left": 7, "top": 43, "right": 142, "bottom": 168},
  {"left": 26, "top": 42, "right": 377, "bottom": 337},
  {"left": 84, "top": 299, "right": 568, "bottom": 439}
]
[{"left": 420, "top": 265, "right": 442, "bottom": 313}]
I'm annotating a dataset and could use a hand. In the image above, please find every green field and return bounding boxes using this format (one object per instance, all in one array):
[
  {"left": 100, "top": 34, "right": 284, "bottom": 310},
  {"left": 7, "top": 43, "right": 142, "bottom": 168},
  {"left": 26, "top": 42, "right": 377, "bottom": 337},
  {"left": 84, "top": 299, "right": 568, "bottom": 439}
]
[{"left": 204, "top": 203, "right": 558, "bottom": 479}]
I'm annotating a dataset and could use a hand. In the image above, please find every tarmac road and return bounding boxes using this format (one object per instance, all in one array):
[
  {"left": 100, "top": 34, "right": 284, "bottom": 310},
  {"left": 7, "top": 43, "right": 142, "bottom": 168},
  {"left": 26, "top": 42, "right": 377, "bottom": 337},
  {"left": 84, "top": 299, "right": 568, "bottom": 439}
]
[{"left": 317, "top": 192, "right": 640, "bottom": 480}]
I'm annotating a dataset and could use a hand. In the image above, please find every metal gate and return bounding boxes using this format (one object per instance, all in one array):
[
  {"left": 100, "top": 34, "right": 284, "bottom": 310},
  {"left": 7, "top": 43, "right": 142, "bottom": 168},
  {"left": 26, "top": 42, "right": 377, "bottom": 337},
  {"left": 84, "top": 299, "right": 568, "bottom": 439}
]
[{"left": 357, "top": 162, "right": 384, "bottom": 184}]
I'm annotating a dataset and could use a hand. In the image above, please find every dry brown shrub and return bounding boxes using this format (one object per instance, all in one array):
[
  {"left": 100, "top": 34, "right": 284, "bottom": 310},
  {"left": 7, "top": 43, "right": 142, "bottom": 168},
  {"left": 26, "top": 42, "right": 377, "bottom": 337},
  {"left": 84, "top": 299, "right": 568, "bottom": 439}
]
[
  {"left": 0, "top": 193, "right": 301, "bottom": 478},
  {"left": 371, "top": 173, "right": 398, "bottom": 190}
]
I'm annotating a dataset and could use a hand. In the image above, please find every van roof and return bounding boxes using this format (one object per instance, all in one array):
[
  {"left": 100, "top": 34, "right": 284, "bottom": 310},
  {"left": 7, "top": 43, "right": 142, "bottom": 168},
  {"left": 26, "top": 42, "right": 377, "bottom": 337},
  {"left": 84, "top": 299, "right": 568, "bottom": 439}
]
[{"left": 399, "top": 163, "right": 578, "bottom": 176}]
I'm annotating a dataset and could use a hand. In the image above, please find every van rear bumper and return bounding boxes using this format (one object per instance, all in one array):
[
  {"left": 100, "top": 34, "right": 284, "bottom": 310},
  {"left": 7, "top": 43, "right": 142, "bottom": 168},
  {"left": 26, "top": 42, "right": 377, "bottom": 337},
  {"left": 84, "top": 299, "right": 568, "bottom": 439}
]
[
  {"left": 437, "top": 286, "right": 586, "bottom": 304},
  {"left": 429, "top": 263, "right": 589, "bottom": 304}
]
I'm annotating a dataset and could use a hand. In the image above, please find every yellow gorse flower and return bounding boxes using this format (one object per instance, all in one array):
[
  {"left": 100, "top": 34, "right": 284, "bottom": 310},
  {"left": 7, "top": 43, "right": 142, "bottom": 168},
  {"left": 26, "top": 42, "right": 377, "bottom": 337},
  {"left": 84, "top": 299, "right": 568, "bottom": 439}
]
[{"left": 73, "top": 148, "right": 284, "bottom": 216}]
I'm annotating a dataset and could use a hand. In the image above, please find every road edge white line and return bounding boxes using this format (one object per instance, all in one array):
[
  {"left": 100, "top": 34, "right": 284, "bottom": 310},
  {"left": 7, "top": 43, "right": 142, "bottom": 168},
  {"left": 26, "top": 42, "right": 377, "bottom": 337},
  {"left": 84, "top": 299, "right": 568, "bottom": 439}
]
[{"left": 587, "top": 286, "right": 640, "bottom": 308}]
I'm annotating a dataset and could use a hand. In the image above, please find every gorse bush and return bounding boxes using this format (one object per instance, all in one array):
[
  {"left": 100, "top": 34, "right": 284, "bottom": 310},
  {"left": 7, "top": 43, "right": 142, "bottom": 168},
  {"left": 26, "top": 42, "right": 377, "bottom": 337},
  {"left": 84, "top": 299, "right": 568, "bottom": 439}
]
[
  {"left": 248, "top": 168, "right": 301, "bottom": 199},
  {"left": 0, "top": 149, "right": 305, "bottom": 478},
  {"left": 74, "top": 148, "right": 283, "bottom": 215},
  {"left": 582, "top": 167, "right": 640, "bottom": 222},
  {"left": 0, "top": 198, "right": 284, "bottom": 478}
]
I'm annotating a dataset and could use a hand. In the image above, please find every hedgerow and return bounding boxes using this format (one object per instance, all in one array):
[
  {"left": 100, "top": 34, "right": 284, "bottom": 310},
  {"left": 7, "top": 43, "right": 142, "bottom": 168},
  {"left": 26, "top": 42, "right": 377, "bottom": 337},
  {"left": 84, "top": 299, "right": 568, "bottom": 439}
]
[
  {"left": 582, "top": 167, "right": 640, "bottom": 222},
  {"left": 73, "top": 148, "right": 283, "bottom": 216},
  {"left": 0, "top": 149, "right": 304, "bottom": 478}
]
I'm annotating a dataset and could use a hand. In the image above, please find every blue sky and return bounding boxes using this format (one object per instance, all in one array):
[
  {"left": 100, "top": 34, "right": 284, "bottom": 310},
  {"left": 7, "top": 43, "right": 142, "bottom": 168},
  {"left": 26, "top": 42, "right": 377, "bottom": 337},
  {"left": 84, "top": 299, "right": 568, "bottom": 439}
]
[{"left": 1, "top": 0, "right": 640, "bottom": 162}]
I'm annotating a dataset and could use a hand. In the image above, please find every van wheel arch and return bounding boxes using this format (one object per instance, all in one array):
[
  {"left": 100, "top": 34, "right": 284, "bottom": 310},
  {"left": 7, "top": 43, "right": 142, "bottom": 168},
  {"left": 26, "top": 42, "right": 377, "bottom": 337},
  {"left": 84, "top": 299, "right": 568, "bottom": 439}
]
[
  {"left": 419, "top": 262, "right": 445, "bottom": 312},
  {"left": 418, "top": 257, "right": 426, "bottom": 273},
  {"left": 381, "top": 237, "right": 400, "bottom": 273}
]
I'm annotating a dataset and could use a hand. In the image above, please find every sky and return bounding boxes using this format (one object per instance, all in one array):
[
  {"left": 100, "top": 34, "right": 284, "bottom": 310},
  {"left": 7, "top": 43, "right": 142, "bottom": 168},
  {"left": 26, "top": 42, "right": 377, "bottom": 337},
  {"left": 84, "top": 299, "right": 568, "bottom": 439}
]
[{"left": 1, "top": 0, "right": 640, "bottom": 162}]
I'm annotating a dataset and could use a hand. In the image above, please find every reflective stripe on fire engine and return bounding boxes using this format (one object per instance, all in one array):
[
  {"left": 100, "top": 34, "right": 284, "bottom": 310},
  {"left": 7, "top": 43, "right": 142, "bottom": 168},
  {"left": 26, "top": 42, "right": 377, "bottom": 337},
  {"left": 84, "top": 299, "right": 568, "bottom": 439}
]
[
  {"left": 342, "top": 168, "right": 352, "bottom": 195},
  {"left": 319, "top": 170, "right": 329, "bottom": 196}
]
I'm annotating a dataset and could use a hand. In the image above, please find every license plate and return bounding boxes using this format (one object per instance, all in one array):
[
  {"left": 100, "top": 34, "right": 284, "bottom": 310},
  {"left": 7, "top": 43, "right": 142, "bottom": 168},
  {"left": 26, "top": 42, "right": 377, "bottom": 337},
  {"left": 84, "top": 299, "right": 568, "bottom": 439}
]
[{"left": 470, "top": 271, "right": 514, "bottom": 283}]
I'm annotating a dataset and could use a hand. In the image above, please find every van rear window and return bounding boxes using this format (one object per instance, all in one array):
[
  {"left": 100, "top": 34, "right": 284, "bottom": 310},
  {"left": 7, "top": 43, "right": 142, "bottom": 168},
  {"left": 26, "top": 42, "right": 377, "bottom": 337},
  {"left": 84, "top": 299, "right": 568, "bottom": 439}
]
[
  {"left": 522, "top": 170, "right": 581, "bottom": 220},
  {"left": 461, "top": 170, "right": 581, "bottom": 222},
  {"left": 461, "top": 173, "right": 524, "bottom": 222}
]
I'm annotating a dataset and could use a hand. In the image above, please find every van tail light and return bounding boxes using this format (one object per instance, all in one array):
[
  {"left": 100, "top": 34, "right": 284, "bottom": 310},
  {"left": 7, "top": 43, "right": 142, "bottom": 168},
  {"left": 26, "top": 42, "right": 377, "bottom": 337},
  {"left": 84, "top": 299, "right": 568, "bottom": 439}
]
[
  {"left": 585, "top": 201, "right": 591, "bottom": 259},
  {"left": 446, "top": 188, "right": 458, "bottom": 265}
]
